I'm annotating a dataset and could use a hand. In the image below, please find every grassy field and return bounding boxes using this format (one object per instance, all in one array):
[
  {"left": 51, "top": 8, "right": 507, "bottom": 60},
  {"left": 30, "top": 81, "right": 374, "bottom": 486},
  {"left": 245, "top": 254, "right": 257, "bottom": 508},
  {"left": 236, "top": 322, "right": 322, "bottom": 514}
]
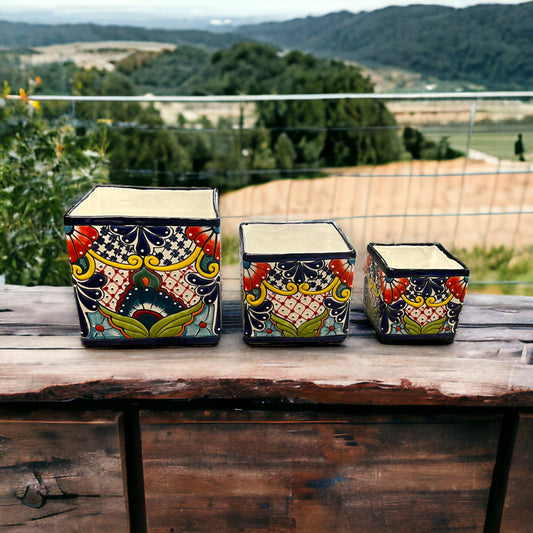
[
  {"left": 454, "top": 246, "right": 533, "bottom": 296},
  {"left": 421, "top": 122, "right": 533, "bottom": 161}
]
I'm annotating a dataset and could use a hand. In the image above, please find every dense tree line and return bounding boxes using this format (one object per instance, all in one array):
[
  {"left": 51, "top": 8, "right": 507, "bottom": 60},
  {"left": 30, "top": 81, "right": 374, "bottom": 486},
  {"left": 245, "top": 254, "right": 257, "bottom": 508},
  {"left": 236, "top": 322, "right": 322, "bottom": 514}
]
[
  {"left": 110, "top": 43, "right": 403, "bottom": 189},
  {"left": 2, "top": 42, "right": 460, "bottom": 194}
]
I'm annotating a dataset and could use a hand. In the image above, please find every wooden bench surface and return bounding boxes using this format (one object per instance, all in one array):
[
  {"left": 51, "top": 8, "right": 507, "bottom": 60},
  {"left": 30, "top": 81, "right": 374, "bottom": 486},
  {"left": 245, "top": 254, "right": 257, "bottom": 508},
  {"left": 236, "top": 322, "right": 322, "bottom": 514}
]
[{"left": 1, "top": 277, "right": 533, "bottom": 406}]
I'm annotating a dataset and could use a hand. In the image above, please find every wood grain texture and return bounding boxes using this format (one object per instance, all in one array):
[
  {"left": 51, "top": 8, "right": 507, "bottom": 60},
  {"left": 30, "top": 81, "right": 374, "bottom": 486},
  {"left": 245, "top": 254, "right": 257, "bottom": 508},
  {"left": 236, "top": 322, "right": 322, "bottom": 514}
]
[
  {"left": 0, "top": 410, "right": 128, "bottom": 532},
  {"left": 140, "top": 410, "right": 501, "bottom": 532},
  {"left": 1, "top": 284, "right": 533, "bottom": 406},
  {"left": 501, "top": 413, "right": 533, "bottom": 532}
]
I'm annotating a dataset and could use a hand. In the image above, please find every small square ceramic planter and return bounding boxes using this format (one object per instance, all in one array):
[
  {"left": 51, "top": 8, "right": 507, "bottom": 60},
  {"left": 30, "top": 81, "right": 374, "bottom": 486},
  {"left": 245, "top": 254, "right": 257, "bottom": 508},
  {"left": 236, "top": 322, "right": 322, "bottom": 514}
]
[
  {"left": 363, "top": 243, "right": 470, "bottom": 344},
  {"left": 240, "top": 221, "right": 356, "bottom": 345},
  {"left": 64, "top": 185, "right": 221, "bottom": 347}
]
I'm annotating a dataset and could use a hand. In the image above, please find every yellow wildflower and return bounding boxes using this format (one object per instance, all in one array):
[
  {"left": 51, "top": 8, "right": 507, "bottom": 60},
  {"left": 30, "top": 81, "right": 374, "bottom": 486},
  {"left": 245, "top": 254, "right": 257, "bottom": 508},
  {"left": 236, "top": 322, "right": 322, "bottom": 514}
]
[{"left": 19, "top": 88, "right": 40, "bottom": 109}]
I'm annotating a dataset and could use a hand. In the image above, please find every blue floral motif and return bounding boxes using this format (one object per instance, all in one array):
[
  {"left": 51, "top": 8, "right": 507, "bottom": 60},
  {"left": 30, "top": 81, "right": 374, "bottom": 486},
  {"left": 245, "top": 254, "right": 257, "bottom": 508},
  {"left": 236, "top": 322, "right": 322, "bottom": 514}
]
[
  {"left": 72, "top": 272, "right": 107, "bottom": 336},
  {"left": 117, "top": 286, "right": 185, "bottom": 330},
  {"left": 87, "top": 311, "right": 123, "bottom": 340},
  {"left": 184, "top": 273, "right": 221, "bottom": 335},
  {"left": 445, "top": 301, "right": 462, "bottom": 330},
  {"left": 324, "top": 297, "right": 350, "bottom": 325},
  {"left": 322, "top": 315, "right": 346, "bottom": 337},
  {"left": 409, "top": 276, "right": 447, "bottom": 299},
  {"left": 110, "top": 225, "right": 173, "bottom": 256},
  {"left": 186, "top": 273, "right": 220, "bottom": 306},
  {"left": 185, "top": 305, "right": 219, "bottom": 337},
  {"left": 254, "top": 319, "right": 282, "bottom": 338},
  {"left": 244, "top": 299, "right": 273, "bottom": 337},
  {"left": 278, "top": 260, "right": 324, "bottom": 285},
  {"left": 378, "top": 298, "right": 406, "bottom": 334}
]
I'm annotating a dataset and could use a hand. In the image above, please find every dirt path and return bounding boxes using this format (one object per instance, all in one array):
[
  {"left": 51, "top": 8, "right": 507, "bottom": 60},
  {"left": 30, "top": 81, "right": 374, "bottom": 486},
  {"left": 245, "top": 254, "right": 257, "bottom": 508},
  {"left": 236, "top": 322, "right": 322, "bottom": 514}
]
[{"left": 220, "top": 158, "right": 533, "bottom": 256}]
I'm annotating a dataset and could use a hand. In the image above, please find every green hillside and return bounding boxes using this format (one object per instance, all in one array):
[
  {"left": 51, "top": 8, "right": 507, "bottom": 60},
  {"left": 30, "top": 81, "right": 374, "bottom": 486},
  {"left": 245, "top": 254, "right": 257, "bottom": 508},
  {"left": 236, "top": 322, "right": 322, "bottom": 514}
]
[
  {"left": 0, "top": 20, "right": 246, "bottom": 50},
  {"left": 236, "top": 3, "right": 533, "bottom": 90},
  {"left": 1, "top": 3, "right": 532, "bottom": 89}
]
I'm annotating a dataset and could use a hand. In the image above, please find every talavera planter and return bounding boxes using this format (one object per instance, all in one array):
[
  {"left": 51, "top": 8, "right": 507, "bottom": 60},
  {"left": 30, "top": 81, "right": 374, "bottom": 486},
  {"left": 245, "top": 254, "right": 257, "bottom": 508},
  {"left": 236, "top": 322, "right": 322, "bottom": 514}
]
[
  {"left": 363, "top": 243, "right": 470, "bottom": 344},
  {"left": 64, "top": 185, "right": 221, "bottom": 346},
  {"left": 240, "top": 221, "right": 356, "bottom": 345}
]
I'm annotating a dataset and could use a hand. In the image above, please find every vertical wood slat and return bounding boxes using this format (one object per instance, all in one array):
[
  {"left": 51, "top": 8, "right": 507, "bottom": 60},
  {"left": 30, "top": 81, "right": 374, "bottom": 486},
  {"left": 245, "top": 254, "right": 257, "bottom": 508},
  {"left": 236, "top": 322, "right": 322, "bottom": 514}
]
[
  {"left": 141, "top": 410, "right": 501, "bottom": 533},
  {"left": 500, "top": 413, "right": 533, "bottom": 532},
  {"left": 0, "top": 410, "right": 128, "bottom": 532}
]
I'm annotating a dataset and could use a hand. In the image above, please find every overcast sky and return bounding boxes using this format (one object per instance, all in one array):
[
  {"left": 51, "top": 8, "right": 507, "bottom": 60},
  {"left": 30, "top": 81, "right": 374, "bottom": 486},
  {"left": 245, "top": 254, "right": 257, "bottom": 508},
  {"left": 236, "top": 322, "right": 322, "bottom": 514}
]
[
  {"left": 0, "top": 0, "right": 524, "bottom": 29},
  {"left": 1, "top": 0, "right": 528, "bottom": 22}
]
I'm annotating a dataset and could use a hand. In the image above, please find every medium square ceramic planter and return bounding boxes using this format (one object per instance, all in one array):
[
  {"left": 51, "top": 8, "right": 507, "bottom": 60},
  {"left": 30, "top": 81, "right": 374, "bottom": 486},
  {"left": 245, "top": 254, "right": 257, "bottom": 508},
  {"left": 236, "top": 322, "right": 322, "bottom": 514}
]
[
  {"left": 363, "top": 243, "right": 470, "bottom": 344},
  {"left": 64, "top": 185, "right": 221, "bottom": 346},
  {"left": 240, "top": 221, "right": 356, "bottom": 345}
]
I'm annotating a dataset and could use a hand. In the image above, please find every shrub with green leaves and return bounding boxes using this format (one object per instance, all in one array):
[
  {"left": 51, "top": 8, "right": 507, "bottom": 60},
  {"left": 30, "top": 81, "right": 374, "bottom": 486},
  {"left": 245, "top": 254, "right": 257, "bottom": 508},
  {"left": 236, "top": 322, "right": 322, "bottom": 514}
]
[{"left": 0, "top": 90, "right": 108, "bottom": 285}]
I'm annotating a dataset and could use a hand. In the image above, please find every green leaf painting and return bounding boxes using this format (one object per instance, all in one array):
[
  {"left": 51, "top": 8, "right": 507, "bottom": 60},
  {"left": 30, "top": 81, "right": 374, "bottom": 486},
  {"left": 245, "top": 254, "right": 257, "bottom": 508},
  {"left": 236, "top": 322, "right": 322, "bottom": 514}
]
[
  {"left": 403, "top": 315, "right": 447, "bottom": 336},
  {"left": 271, "top": 309, "right": 329, "bottom": 338},
  {"left": 101, "top": 300, "right": 204, "bottom": 338},
  {"left": 270, "top": 314, "right": 298, "bottom": 338}
]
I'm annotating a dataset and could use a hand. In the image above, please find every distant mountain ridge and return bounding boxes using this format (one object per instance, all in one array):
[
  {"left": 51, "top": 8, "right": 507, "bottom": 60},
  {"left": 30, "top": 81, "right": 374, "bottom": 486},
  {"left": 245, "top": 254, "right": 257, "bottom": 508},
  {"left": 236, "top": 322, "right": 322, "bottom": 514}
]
[
  {"left": 1, "top": 2, "right": 532, "bottom": 90},
  {"left": 235, "top": 3, "right": 533, "bottom": 90},
  {"left": 0, "top": 20, "right": 246, "bottom": 50}
]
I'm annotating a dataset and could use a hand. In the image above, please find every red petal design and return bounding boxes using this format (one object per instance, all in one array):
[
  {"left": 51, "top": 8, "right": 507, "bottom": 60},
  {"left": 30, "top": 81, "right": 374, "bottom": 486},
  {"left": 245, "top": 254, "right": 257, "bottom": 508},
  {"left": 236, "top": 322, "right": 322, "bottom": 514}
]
[
  {"left": 66, "top": 226, "right": 98, "bottom": 263},
  {"left": 446, "top": 276, "right": 467, "bottom": 301}
]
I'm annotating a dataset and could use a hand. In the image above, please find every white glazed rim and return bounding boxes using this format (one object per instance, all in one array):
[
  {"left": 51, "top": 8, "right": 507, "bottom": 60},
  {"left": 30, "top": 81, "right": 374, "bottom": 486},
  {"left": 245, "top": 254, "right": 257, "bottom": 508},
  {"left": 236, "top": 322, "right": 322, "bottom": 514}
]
[
  {"left": 67, "top": 185, "right": 218, "bottom": 219},
  {"left": 371, "top": 243, "right": 465, "bottom": 270},
  {"left": 241, "top": 221, "right": 353, "bottom": 256}
]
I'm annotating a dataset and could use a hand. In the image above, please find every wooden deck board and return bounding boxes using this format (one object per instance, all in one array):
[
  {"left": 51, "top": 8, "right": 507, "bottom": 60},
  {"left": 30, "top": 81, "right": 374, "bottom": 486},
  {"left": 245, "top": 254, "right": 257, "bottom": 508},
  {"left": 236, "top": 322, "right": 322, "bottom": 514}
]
[{"left": 1, "top": 283, "right": 532, "bottom": 405}]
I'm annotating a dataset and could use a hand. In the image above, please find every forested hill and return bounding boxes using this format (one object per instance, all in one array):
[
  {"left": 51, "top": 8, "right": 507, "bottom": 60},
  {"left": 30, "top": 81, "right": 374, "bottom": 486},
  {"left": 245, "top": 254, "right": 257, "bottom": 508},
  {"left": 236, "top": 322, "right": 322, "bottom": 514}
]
[
  {"left": 1, "top": 2, "right": 532, "bottom": 89},
  {"left": 0, "top": 21, "right": 245, "bottom": 50},
  {"left": 236, "top": 3, "right": 533, "bottom": 89}
]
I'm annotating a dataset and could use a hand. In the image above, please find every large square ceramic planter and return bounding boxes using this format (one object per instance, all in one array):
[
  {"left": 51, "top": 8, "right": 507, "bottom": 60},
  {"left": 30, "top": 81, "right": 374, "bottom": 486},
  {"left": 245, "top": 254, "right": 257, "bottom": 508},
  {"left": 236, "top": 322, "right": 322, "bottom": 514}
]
[
  {"left": 240, "top": 221, "right": 356, "bottom": 345},
  {"left": 363, "top": 243, "right": 470, "bottom": 344},
  {"left": 64, "top": 185, "right": 221, "bottom": 346}
]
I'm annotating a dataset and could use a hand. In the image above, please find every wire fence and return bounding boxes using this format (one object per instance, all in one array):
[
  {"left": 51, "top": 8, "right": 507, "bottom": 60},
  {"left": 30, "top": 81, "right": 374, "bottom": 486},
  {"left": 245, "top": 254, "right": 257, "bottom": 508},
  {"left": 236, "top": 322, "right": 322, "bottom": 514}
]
[{"left": 10, "top": 91, "right": 533, "bottom": 292}]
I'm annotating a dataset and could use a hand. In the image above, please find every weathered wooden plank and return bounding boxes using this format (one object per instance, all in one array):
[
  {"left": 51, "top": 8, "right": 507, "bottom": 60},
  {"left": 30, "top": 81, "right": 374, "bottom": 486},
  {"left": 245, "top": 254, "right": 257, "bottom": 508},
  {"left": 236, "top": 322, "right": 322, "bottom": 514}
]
[
  {"left": 140, "top": 410, "right": 500, "bottom": 532},
  {"left": 1, "top": 283, "right": 533, "bottom": 405},
  {"left": 501, "top": 413, "right": 533, "bottom": 532},
  {"left": 0, "top": 334, "right": 532, "bottom": 405},
  {"left": 0, "top": 410, "right": 128, "bottom": 532}
]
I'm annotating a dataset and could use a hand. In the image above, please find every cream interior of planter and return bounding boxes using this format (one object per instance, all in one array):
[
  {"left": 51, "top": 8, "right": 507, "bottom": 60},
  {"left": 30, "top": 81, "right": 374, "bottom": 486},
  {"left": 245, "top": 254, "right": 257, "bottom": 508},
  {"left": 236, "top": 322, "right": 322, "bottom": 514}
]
[
  {"left": 242, "top": 222, "right": 352, "bottom": 255},
  {"left": 68, "top": 186, "right": 217, "bottom": 219},
  {"left": 373, "top": 244, "right": 463, "bottom": 270}
]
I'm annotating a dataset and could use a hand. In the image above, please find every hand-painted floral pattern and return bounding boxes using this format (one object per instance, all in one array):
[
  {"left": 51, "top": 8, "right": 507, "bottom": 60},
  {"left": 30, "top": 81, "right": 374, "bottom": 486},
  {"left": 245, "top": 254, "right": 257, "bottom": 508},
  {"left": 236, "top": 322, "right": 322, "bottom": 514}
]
[
  {"left": 278, "top": 260, "right": 324, "bottom": 285},
  {"left": 186, "top": 226, "right": 220, "bottom": 260},
  {"left": 110, "top": 225, "right": 172, "bottom": 256},
  {"left": 65, "top": 225, "right": 98, "bottom": 263},
  {"left": 410, "top": 276, "right": 448, "bottom": 299},
  {"left": 242, "top": 261, "right": 271, "bottom": 292},
  {"left": 243, "top": 299, "right": 274, "bottom": 337},
  {"left": 72, "top": 272, "right": 107, "bottom": 337},
  {"left": 364, "top": 250, "right": 469, "bottom": 342},
  {"left": 87, "top": 311, "right": 124, "bottom": 340},
  {"left": 379, "top": 270, "right": 410, "bottom": 304},
  {"left": 329, "top": 258, "right": 355, "bottom": 288},
  {"left": 242, "top": 256, "right": 354, "bottom": 343},
  {"left": 67, "top": 221, "right": 221, "bottom": 345},
  {"left": 446, "top": 276, "right": 468, "bottom": 301}
]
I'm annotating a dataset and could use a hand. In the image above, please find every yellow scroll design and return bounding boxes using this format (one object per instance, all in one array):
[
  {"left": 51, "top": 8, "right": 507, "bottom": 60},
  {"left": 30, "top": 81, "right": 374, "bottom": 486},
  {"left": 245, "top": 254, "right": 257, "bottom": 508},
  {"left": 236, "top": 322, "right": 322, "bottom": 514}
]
[
  {"left": 87, "top": 249, "right": 143, "bottom": 270},
  {"left": 367, "top": 276, "right": 381, "bottom": 298},
  {"left": 401, "top": 293, "right": 453, "bottom": 308},
  {"left": 71, "top": 251, "right": 96, "bottom": 281},
  {"left": 247, "top": 276, "right": 350, "bottom": 306},
  {"left": 144, "top": 247, "right": 201, "bottom": 272}
]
